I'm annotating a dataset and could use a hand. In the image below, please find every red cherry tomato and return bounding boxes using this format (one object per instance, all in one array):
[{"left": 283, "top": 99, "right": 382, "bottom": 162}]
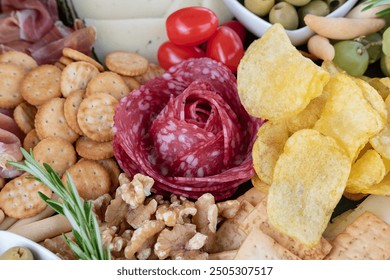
[
  {"left": 205, "top": 26, "right": 244, "bottom": 74},
  {"left": 166, "top": 7, "right": 219, "bottom": 46},
  {"left": 222, "top": 20, "right": 246, "bottom": 44},
  {"left": 158, "top": 41, "right": 205, "bottom": 70}
]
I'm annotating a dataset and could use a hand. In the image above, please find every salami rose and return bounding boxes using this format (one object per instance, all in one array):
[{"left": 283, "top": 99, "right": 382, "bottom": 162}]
[{"left": 113, "top": 58, "right": 262, "bottom": 200}]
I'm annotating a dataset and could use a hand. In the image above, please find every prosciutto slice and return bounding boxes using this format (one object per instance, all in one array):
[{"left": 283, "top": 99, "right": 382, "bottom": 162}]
[
  {"left": 114, "top": 58, "right": 263, "bottom": 200},
  {"left": 0, "top": 112, "right": 24, "bottom": 179}
]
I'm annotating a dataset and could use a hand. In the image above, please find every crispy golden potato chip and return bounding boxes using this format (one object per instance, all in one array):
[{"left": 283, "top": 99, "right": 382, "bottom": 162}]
[
  {"left": 267, "top": 129, "right": 351, "bottom": 246},
  {"left": 353, "top": 77, "right": 387, "bottom": 122},
  {"left": 368, "top": 77, "right": 390, "bottom": 100},
  {"left": 370, "top": 94, "right": 390, "bottom": 159},
  {"left": 314, "top": 72, "right": 385, "bottom": 159},
  {"left": 346, "top": 149, "right": 386, "bottom": 194},
  {"left": 252, "top": 120, "right": 289, "bottom": 185},
  {"left": 321, "top": 60, "right": 343, "bottom": 76},
  {"left": 286, "top": 91, "right": 328, "bottom": 134},
  {"left": 237, "top": 24, "right": 330, "bottom": 120},
  {"left": 251, "top": 174, "right": 270, "bottom": 194}
]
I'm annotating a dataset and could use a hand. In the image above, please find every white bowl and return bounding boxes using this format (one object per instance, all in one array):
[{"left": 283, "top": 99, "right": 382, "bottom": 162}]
[
  {"left": 0, "top": 231, "right": 60, "bottom": 260},
  {"left": 223, "top": 0, "right": 359, "bottom": 46}
]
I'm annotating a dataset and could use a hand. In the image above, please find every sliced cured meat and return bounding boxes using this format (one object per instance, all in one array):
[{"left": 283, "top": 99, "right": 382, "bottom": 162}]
[{"left": 114, "top": 57, "right": 263, "bottom": 200}]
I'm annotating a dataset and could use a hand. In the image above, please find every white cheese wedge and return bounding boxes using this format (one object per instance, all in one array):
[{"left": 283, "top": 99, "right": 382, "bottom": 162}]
[
  {"left": 84, "top": 18, "right": 167, "bottom": 64},
  {"left": 71, "top": 0, "right": 175, "bottom": 19},
  {"left": 323, "top": 195, "right": 390, "bottom": 240}
]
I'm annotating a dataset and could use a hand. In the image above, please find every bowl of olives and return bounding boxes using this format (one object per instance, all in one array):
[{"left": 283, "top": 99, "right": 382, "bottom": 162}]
[
  {"left": 0, "top": 231, "right": 60, "bottom": 260},
  {"left": 223, "top": 0, "right": 359, "bottom": 45}
]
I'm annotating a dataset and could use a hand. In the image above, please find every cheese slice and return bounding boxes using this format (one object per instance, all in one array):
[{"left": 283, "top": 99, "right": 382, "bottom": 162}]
[
  {"left": 84, "top": 18, "right": 167, "bottom": 64},
  {"left": 71, "top": 0, "right": 175, "bottom": 19}
]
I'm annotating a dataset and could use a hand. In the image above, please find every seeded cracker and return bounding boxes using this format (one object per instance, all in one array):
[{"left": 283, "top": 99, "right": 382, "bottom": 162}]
[
  {"left": 62, "top": 47, "right": 104, "bottom": 72},
  {"left": 20, "top": 64, "right": 62, "bottom": 106},
  {"left": 0, "top": 174, "right": 52, "bottom": 219},
  {"left": 75, "top": 136, "right": 114, "bottom": 160},
  {"left": 59, "top": 56, "right": 75, "bottom": 66},
  {"left": 63, "top": 89, "right": 85, "bottom": 135},
  {"left": 62, "top": 159, "right": 110, "bottom": 200},
  {"left": 60, "top": 61, "right": 99, "bottom": 97},
  {"left": 23, "top": 129, "right": 40, "bottom": 151},
  {"left": 13, "top": 102, "right": 37, "bottom": 134},
  {"left": 77, "top": 92, "right": 118, "bottom": 142},
  {"left": 33, "top": 137, "right": 77, "bottom": 177},
  {"left": 98, "top": 158, "right": 121, "bottom": 193},
  {"left": 85, "top": 71, "right": 130, "bottom": 100},
  {"left": 325, "top": 211, "right": 390, "bottom": 260},
  {"left": 105, "top": 51, "right": 148, "bottom": 76},
  {"left": 34, "top": 97, "right": 79, "bottom": 143},
  {"left": 0, "top": 63, "right": 25, "bottom": 108},
  {"left": 0, "top": 51, "right": 38, "bottom": 73}
]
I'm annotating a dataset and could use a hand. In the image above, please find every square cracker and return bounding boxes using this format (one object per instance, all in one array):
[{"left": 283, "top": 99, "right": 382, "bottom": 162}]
[
  {"left": 325, "top": 211, "right": 390, "bottom": 260},
  {"left": 240, "top": 198, "right": 332, "bottom": 260},
  {"left": 234, "top": 227, "right": 300, "bottom": 260}
]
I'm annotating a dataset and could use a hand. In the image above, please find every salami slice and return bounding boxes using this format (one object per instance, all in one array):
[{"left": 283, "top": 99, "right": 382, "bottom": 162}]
[{"left": 113, "top": 57, "right": 262, "bottom": 200}]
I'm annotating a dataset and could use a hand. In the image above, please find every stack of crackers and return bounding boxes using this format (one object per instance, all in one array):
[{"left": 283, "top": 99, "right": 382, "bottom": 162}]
[
  {"left": 209, "top": 188, "right": 390, "bottom": 260},
  {"left": 0, "top": 48, "right": 164, "bottom": 222}
]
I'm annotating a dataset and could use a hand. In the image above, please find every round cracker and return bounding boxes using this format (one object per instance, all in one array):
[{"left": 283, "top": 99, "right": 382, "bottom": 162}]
[
  {"left": 134, "top": 63, "right": 165, "bottom": 84},
  {"left": 23, "top": 129, "right": 40, "bottom": 151},
  {"left": 0, "top": 51, "right": 38, "bottom": 73},
  {"left": 20, "top": 64, "right": 62, "bottom": 106},
  {"left": 13, "top": 101, "right": 37, "bottom": 134},
  {"left": 0, "top": 174, "right": 52, "bottom": 219},
  {"left": 59, "top": 56, "right": 75, "bottom": 66},
  {"left": 120, "top": 75, "right": 140, "bottom": 90},
  {"left": 62, "top": 159, "right": 110, "bottom": 200},
  {"left": 0, "top": 63, "right": 25, "bottom": 108},
  {"left": 98, "top": 158, "right": 121, "bottom": 193},
  {"left": 60, "top": 61, "right": 99, "bottom": 97},
  {"left": 33, "top": 137, "right": 77, "bottom": 177},
  {"left": 77, "top": 92, "right": 118, "bottom": 142},
  {"left": 34, "top": 97, "right": 79, "bottom": 143},
  {"left": 85, "top": 71, "right": 130, "bottom": 100},
  {"left": 75, "top": 136, "right": 114, "bottom": 160},
  {"left": 64, "top": 89, "right": 85, "bottom": 135},
  {"left": 63, "top": 47, "right": 104, "bottom": 72},
  {"left": 105, "top": 51, "right": 148, "bottom": 76}
]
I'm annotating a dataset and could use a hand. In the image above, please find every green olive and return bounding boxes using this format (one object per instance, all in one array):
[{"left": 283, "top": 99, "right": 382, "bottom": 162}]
[
  {"left": 285, "top": 0, "right": 312, "bottom": 7},
  {"left": 326, "top": 0, "right": 346, "bottom": 11},
  {"left": 298, "top": 1, "right": 330, "bottom": 26},
  {"left": 269, "top": 2, "right": 299, "bottom": 30},
  {"left": 0, "top": 247, "right": 34, "bottom": 260},
  {"left": 245, "top": 0, "right": 275, "bottom": 17}
]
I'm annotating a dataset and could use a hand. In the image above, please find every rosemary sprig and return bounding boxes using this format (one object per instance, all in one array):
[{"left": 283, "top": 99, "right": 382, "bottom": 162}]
[
  {"left": 9, "top": 148, "right": 111, "bottom": 260},
  {"left": 363, "top": 0, "right": 390, "bottom": 16}
]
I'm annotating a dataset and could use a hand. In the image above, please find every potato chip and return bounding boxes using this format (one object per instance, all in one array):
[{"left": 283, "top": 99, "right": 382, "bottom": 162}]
[
  {"left": 353, "top": 77, "right": 387, "bottom": 122},
  {"left": 252, "top": 120, "right": 289, "bottom": 185},
  {"left": 370, "top": 94, "right": 390, "bottom": 159},
  {"left": 321, "top": 60, "right": 343, "bottom": 76},
  {"left": 368, "top": 77, "right": 390, "bottom": 100},
  {"left": 237, "top": 23, "right": 330, "bottom": 120},
  {"left": 267, "top": 129, "right": 351, "bottom": 246},
  {"left": 286, "top": 91, "right": 328, "bottom": 134},
  {"left": 250, "top": 174, "right": 270, "bottom": 194},
  {"left": 314, "top": 72, "right": 385, "bottom": 159},
  {"left": 346, "top": 149, "right": 386, "bottom": 194}
]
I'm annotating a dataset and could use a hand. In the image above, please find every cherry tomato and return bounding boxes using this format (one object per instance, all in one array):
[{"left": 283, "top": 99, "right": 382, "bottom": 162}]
[
  {"left": 158, "top": 41, "right": 205, "bottom": 70},
  {"left": 166, "top": 7, "right": 219, "bottom": 46},
  {"left": 222, "top": 20, "right": 246, "bottom": 44},
  {"left": 205, "top": 26, "right": 244, "bottom": 74}
]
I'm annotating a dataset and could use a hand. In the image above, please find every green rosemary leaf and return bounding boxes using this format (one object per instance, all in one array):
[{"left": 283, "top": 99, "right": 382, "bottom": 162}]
[
  {"left": 38, "top": 193, "right": 65, "bottom": 215},
  {"left": 9, "top": 148, "right": 111, "bottom": 260}
]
